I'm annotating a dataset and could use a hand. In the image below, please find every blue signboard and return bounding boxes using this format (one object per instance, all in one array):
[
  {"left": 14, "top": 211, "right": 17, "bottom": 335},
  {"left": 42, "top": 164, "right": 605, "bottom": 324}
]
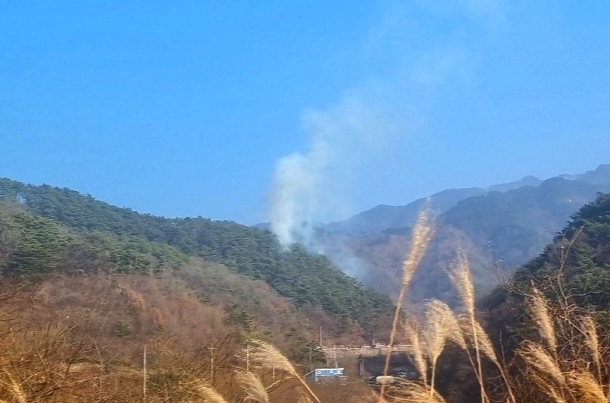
[{"left": 314, "top": 368, "right": 344, "bottom": 377}]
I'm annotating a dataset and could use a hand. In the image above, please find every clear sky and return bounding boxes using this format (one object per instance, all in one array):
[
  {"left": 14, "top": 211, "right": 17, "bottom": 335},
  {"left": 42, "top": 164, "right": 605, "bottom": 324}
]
[{"left": 1, "top": 1, "right": 609, "bottom": 225}]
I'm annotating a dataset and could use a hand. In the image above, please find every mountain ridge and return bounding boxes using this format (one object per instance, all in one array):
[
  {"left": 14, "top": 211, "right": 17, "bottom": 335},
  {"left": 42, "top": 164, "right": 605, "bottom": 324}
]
[{"left": 326, "top": 164, "right": 609, "bottom": 235}]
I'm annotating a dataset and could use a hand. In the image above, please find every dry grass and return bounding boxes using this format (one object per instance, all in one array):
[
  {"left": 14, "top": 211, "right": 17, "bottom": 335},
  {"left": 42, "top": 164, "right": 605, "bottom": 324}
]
[
  {"left": 513, "top": 302, "right": 610, "bottom": 403},
  {"left": 447, "top": 249, "right": 475, "bottom": 318},
  {"left": 379, "top": 201, "right": 435, "bottom": 402},
  {"left": 400, "top": 200, "right": 436, "bottom": 288},
  {"left": 580, "top": 315, "right": 602, "bottom": 384},
  {"left": 566, "top": 371, "right": 607, "bottom": 403},
  {"left": 529, "top": 372, "right": 567, "bottom": 403},
  {"left": 423, "top": 299, "right": 466, "bottom": 396},
  {"left": 0, "top": 368, "right": 26, "bottom": 403},
  {"left": 236, "top": 370, "right": 270, "bottom": 403},
  {"left": 382, "top": 246, "right": 588, "bottom": 403},
  {"left": 449, "top": 249, "right": 489, "bottom": 403},
  {"left": 384, "top": 379, "right": 448, "bottom": 403},
  {"left": 403, "top": 318, "right": 427, "bottom": 383},
  {"left": 530, "top": 287, "right": 558, "bottom": 353},
  {"left": 248, "top": 339, "right": 299, "bottom": 378},
  {"left": 425, "top": 299, "right": 466, "bottom": 351},
  {"left": 518, "top": 341, "right": 565, "bottom": 387},
  {"left": 248, "top": 339, "right": 321, "bottom": 403},
  {"left": 189, "top": 381, "right": 231, "bottom": 403},
  {"left": 458, "top": 317, "right": 499, "bottom": 367}
]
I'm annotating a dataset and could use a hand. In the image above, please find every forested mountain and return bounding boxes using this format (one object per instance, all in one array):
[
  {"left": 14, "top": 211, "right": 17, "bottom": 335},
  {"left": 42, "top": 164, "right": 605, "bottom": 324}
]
[
  {"left": 0, "top": 177, "right": 394, "bottom": 342},
  {"left": 316, "top": 164, "right": 610, "bottom": 304}
]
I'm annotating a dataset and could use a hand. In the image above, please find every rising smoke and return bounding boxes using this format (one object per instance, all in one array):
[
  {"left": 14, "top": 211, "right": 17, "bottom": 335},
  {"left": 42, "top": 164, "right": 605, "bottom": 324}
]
[
  {"left": 266, "top": 1, "right": 503, "bottom": 280},
  {"left": 268, "top": 93, "right": 396, "bottom": 247}
]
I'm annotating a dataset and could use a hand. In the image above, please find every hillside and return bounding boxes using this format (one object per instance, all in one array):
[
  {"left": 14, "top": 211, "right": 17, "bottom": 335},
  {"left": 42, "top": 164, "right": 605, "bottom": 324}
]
[
  {"left": 0, "top": 177, "right": 394, "bottom": 339},
  {"left": 485, "top": 190, "right": 610, "bottom": 344},
  {"left": 0, "top": 177, "right": 401, "bottom": 401}
]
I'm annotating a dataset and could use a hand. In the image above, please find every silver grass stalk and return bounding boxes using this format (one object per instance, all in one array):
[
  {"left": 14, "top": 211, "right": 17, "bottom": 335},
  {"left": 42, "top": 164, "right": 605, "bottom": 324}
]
[
  {"left": 530, "top": 287, "right": 558, "bottom": 353},
  {"left": 424, "top": 299, "right": 466, "bottom": 398},
  {"left": 530, "top": 373, "right": 567, "bottom": 403},
  {"left": 385, "top": 379, "right": 448, "bottom": 403},
  {"left": 518, "top": 341, "right": 565, "bottom": 387},
  {"left": 0, "top": 369, "right": 26, "bottom": 403},
  {"left": 580, "top": 315, "right": 602, "bottom": 386},
  {"left": 247, "top": 339, "right": 321, "bottom": 403},
  {"left": 449, "top": 250, "right": 489, "bottom": 403},
  {"left": 567, "top": 371, "right": 606, "bottom": 403},
  {"left": 190, "top": 382, "right": 230, "bottom": 403},
  {"left": 379, "top": 201, "right": 435, "bottom": 403},
  {"left": 403, "top": 319, "right": 427, "bottom": 384},
  {"left": 236, "top": 371, "right": 270, "bottom": 403},
  {"left": 248, "top": 339, "right": 298, "bottom": 377}
]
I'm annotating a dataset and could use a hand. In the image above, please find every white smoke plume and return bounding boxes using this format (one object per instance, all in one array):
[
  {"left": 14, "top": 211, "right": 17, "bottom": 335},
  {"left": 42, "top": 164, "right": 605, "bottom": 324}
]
[
  {"left": 267, "top": 0, "right": 505, "bottom": 279},
  {"left": 268, "top": 93, "right": 397, "bottom": 247}
]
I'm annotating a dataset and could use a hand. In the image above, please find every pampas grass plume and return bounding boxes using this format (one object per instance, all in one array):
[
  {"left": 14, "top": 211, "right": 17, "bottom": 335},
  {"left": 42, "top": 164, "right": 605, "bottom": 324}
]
[
  {"left": 191, "top": 382, "right": 230, "bottom": 403},
  {"left": 403, "top": 318, "right": 427, "bottom": 384},
  {"left": 518, "top": 341, "right": 565, "bottom": 387},
  {"left": 567, "top": 371, "right": 606, "bottom": 403},
  {"left": 236, "top": 371, "right": 270, "bottom": 403},
  {"left": 248, "top": 339, "right": 298, "bottom": 377},
  {"left": 384, "top": 379, "right": 448, "bottom": 403},
  {"left": 530, "top": 287, "right": 558, "bottom": 353}
]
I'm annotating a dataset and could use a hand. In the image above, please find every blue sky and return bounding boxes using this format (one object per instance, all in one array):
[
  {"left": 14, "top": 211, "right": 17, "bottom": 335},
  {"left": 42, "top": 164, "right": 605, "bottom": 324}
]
[{"left": 1, "top": 1, "right": 609, "bottom": 225}]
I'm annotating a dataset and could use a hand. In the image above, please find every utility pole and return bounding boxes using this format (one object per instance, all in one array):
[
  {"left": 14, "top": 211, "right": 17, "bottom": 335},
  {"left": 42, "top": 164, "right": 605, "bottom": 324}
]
[
  {"left": 319, "top": 326, "right": 322, "bottom": 348},
  {"left": 209, "top": 345, "right": 215, "bottom": 384},
  {"left": 333, "top": 344, "right": 338, "bottom": 368},
  {"left": 246, "top": 344, "right": 250, "bottom": 372},
  {"left": 143, "top": 345, "right": 147, "bottom": 402},
  {"left": 309, "top": 345, "right": 312, "bottom": 366}
]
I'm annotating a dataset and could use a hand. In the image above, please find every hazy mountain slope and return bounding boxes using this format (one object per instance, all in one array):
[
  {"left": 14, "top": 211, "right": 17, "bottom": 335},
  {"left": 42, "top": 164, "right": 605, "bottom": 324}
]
[
  {"left": 442, "top": 176, "right": 604, "bottom": 268},
  {"left": 326, "top": 187, "right": 486, "bottom": 234},
  {"left": 326, "top": 175, "right": 547, "bottom": 235},
  {"left": 570, "top": 163, "right": 610, "bottom": 185},
  {"left": 324, "top": 165, "right": 610, "bottom": 305},
  {"left": 327, "top": 165, "right": 609, "bottom": 237}
]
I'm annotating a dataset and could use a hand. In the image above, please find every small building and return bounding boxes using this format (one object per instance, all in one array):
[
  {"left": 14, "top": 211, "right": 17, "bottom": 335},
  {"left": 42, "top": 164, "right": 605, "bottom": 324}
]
[{"left": 304, "top": 367, "right": 345, "bottom": 384}]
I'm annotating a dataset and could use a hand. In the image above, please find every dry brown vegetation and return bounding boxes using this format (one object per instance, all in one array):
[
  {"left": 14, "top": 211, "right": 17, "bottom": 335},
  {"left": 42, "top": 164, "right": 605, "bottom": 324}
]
[
  {"left": 374, "top": 204, "right": 610, "bottom": 403},
  {"left": 1, "top": 201, "right": 609, "bottom": 402},
  {"left": 0, "top": 271, "right": 380, "bottom": 402}
]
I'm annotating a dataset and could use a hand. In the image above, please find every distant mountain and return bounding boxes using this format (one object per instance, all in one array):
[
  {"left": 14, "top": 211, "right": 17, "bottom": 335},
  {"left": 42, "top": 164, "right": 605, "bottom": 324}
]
[
  {"left": 326, "top": 175, "right": 547, "bottom": 235},
  {"left": 326, "top": 166, "right": 610, "bottom": 238},
  {"left": 573, "top": 163, "right": 610, "bottom": 185},
  {"left": 486, "top": 174, "right": 542, "bottom": 192},
  {"left": 325, "top": 187, "right": 485, "bottom": 234},
  {"left": 317, "top": 164, "right": 610, "bottom": 305}
]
